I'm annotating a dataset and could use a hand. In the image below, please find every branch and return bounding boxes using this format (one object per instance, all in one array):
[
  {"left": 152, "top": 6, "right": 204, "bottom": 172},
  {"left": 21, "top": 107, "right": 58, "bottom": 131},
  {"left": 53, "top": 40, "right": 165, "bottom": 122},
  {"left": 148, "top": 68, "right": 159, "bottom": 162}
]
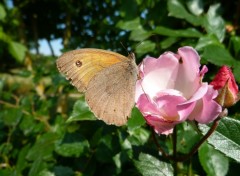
[{"left": 152, "top": 117, "right": 221, "bottom": 162}]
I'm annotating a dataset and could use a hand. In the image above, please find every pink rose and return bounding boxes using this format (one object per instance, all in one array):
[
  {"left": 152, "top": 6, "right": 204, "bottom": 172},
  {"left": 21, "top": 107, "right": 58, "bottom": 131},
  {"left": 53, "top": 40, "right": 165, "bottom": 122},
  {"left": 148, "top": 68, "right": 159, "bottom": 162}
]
[
  {"left": 210, "top": 66, "right": 239, "bottom": 107},
  {"left": 135, "top": 46, "right": 222, "bottom": 135}
]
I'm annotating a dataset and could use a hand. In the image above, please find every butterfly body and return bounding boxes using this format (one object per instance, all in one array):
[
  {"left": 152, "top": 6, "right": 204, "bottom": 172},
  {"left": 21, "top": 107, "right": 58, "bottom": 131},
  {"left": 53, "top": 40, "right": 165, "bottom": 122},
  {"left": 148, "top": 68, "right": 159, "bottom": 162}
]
[{"left": 57, "top": 48, "right": 138, "bottom": 126}]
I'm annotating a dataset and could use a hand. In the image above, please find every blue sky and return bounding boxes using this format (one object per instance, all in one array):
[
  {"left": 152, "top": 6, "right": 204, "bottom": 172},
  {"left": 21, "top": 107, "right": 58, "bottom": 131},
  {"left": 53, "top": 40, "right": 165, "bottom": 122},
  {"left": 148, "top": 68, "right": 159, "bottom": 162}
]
[{"left": 38, "top": 39, "right": 62, "bottom": 56}]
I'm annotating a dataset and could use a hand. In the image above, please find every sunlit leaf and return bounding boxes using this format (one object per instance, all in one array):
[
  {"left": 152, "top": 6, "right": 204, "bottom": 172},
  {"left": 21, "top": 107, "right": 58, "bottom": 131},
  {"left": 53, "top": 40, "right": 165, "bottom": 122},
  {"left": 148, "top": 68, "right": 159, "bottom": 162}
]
[
  {"left": 128, "top": 127, "right": 150, "bottom": 146},
  {"left": 202, "top": 44, "right": 235, "bottom": 66},
  {"left": 0, "top": 4, "right": 6, "bottom": 20},
  {"left": 199, "top": 142, "right": 229, "bottom": 176},
  {"left": 168, "top": 0, "right": 203, "bottom": 26},
  {"left": 116, "top": 18, "right": 141, "bottom": 30},
  {"left": 186, "top": 0, "right": 204, "bottom": 16},
  {"left": 135, "top": 40, "right": 155, "bottom": 57},
  {"left": 127, "top": 107, "right": 145, "bottom": 131},
  {"left": 0, "top": 108, "right": 22, "bottom": 126},
  {"left": 134, "top": 153, "right": 173, "bottom": 176},
  {"left": 154, "top": 27, "right": 202, "bottom": 38},
  {"left": 8, "top": 41, "right": 27, "bottom": 63},
  {"left": 195, "top": 34, "right": 220, "bottom": 50},
  {"left": 55, "top": 132, "right": 90, "bottom": 157},
  {"left": 26, "top": 133, "right": 59, "bottom": 161},
  {"left": 203, "top": 4, "right": 225, "bottom": 42},
  {"left": 130, "top": 27, "right": 151, "bottom": 41},
  {"left": 38, "top": 170, "right": 54, "bottom": 176},
  {"left": 28, "top": 158, "right": 47, "bottom": 176},
  {"left": 159, "top": 37, "right": 179, "bottom": 49},
  {"left": 67, "top": 98, "right": 96, "bottom": 123},
  {"left": 199, "top": 117, "right": 240, "bottom": 162}
]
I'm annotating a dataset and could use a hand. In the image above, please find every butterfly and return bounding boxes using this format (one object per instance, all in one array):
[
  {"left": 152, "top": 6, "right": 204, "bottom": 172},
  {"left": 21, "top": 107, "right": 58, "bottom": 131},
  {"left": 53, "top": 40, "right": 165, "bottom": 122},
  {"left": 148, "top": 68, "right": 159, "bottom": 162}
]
[{"left": 56, "top": 48, "right": 138, "bottom": 126}]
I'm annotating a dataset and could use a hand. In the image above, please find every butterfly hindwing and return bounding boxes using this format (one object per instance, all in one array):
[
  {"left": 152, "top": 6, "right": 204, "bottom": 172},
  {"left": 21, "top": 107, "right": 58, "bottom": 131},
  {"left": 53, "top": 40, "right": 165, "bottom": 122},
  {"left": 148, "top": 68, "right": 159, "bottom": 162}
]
[{"left": 85, "top": 60, "right": 138, "bottom": 125}]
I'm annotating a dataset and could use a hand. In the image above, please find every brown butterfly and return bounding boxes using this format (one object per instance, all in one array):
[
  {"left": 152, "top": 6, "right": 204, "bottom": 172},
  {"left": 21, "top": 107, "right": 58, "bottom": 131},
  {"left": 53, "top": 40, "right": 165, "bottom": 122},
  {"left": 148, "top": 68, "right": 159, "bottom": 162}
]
[{"left": 56, "top": 48, "right": 138, "bottom": 126}]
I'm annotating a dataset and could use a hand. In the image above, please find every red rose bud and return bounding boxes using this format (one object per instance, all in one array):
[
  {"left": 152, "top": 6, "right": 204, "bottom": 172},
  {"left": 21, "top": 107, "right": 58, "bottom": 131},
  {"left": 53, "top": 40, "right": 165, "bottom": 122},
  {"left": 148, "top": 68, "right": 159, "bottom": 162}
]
[{"left": 210, "top": 66, "right": 239, "bottom": 107}]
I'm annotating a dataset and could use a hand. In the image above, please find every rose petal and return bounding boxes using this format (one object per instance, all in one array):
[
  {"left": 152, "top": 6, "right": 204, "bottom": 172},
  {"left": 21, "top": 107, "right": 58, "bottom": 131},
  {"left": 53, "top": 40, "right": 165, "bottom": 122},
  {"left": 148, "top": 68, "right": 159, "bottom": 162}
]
[
  {"left": 144, "top": 115, "right": 177, "bottom": 135},
  {"left": 188, "top": 86, "right": 222, "bottom": 123},
  {"left": 136, "top": 94, "right": 159, "bottom": 116},
  {"left": 175, "top": 46, "right": 202, "bottom": 99},
  {"left": 137, "top": 53, "right": 179, "bottom": 99},
  {"left": 155, "top": 90, "right": 186, "bottom": 121}
]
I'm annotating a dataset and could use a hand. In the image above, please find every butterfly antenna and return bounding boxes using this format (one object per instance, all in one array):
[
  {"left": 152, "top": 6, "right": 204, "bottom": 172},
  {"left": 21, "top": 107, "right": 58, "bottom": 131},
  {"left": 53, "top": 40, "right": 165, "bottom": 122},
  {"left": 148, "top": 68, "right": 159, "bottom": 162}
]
[{"left": 120, "top": 41, "right": 130, "bottom": 55}]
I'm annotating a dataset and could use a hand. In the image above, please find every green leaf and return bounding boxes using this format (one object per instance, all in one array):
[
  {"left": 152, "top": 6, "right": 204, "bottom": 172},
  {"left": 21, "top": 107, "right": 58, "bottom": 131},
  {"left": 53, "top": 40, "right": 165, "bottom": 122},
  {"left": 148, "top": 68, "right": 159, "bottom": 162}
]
[
  {"left": 159, "top": 37, "right": 179, "bottom": 49},
  {"left": 230, "top": 36, "right": 240, "bottom": 57},
  {"left": 55, "top": 132, "right": 89, "bottom": 157},
  {"left": 38, "top": 170, "right": 54, "bottom": 176},
  {"left": 177, "top": 122, "right": 201, "bottom": 154},
  {"left": 199, "top": 142, "right": 229, "bottom": 176},
  {"left": 195, "top": 34, "right": 220, "bottom": 50},
  {"left": 0, "top": 29, "right": 10, "bottom": 42},
  {"left": 154, "top": 26, "right": 202, "bottom": 38},
  {"left": 129, "top": 27, "right": 151, "bottom": 41},
  {"left": 95, "top": 134, "right": 116, "bottom": 163},
  {"left": 233, "top": 61, "right": 240, "bottom": 83},
  {"left": 128, "top": 127, "right": 150, "bottom": 146},
  {"left": 0, "top": 108, "right": 22, "bottom": 126},
  {"left": 0, "top": 4, "right": 6, "bottom": 20},
  {"left": 16, "top": 144, "right": 31, "bottom": 174},
  {"left": 134, "top": 153, "right": 173, "bottom": 176},
  {"left": 53, "top": 166, "right": 74, "bottom": 176},
  {"left": 167, "top": 0, "right": 203, "bottom": 26},
  {"left": 119, "top": 0, "right": 138, "bottom": 19},
  {"left": 0, "top": 169, "right": 12, "bottom": 176},
  {"left": 203, "top": 4, "right": 225, "bottom": 42},
  {"left": 19, "top": 114, "right": 38, "bottom": 135},
  {"left": 186, "top": 0, "right": 204, "bottom": 16},
  {"left": 67, "top": 98, "right": 96, "bottom": 123},
  {"left": 199, "top": 117, "right": 240, "bottom": 162},
  {"left": 26, "top": 133, "right": 59, "bottom": 161},
  {"left": 8, "top": 41, "right": 27, "bottom": 63},
  {"left": 28, "top": 158, "right": 47, "bottom": 176},
  {"left": 0, "top": 143, "right": 13, "bottom": 156},
  {"left": 135, "top": 40, "right": 156, "bottom": 57},
  {"left": 116, "top": 18, "right": 142, "bottom": 30},
  {"left": 127, "top": 107, "right": 145, "bottom": 131},
  {"left": 202, "top": 44, "right": 235, "bottom": 66}
]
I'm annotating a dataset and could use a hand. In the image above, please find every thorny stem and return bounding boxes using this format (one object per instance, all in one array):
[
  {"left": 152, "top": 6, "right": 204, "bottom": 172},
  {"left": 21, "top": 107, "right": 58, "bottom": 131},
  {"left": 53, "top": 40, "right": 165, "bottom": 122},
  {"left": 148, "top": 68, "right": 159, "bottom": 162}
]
[
  {"left": 172, "top": 127, "right": 177, "bottom": 159},
  {"left": 172, "top": 127, "right": 178, "bottom": 176},
  {"left": 152, "top": 117, "right": 221, "bottom": 162},
  {"left": 151, "top": 129, "right": 171, "bottom": 159}
]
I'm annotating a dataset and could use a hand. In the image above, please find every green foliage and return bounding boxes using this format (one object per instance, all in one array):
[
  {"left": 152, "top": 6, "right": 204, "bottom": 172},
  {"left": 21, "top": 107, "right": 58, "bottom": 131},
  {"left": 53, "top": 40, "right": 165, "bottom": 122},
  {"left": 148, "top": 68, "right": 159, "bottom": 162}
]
[
  {"left": 0, "top": 0, "right": 240, "bottom": 175},
  {"left": 199, "top": 142, "right": 229, "bottom": 176},
  {"left": 134, "top": 153, "right": 173, "bottom": 176},
  {"left": 199, "top": 117, "right": 240, "bottom": 163}
]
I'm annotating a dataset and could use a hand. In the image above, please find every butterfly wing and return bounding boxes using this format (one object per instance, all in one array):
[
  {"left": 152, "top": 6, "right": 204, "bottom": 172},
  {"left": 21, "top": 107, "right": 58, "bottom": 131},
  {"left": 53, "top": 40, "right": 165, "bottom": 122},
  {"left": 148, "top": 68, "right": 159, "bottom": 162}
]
[
  {"left": 85, "top": 59, "right": 138, "bottom": 125},
  {"left": 56, "top": 48, "right": 138, "bottom": 125},
  {"left": 56, "top": 49, "right": 128, "bottom": 92}
]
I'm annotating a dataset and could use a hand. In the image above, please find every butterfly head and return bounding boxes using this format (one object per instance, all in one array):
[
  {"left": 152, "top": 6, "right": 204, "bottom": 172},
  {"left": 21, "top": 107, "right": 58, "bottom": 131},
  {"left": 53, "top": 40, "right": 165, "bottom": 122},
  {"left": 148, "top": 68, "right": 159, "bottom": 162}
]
[{"left": 128, "top": 52, "right": 135, "bottom": 61}]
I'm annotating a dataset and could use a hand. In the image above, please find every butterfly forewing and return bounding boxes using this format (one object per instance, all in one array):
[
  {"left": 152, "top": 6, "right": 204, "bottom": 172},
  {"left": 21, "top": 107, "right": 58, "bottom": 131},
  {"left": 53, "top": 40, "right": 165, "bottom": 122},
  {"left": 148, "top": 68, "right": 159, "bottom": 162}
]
[{"left": 57, "top": 49, "right": 127, "bottom": 92}]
